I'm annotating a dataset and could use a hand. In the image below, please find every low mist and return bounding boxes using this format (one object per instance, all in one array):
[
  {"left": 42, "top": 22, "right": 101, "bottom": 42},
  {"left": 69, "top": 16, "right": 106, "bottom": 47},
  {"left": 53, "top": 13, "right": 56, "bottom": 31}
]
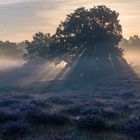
[
  {"left": 123, "top": 49, "right": 140, "bottom": 66},
  {"left": 0, "top": 43, "right": 140, "bottom": 86},
  {"left": 123, "top": 48, "right": 140, "bottom": 77},
  {"left": 0, "top": 41, "right": 26, "bottom": 71},
  {"left": 0, "top": 50, "right": 25, "bottom": 71},
  {"left": 21, "top": 60, "right": 67, "bottom": 85},
  {"left": 0, "top": 57, "right": 25, "bottom": 71}
]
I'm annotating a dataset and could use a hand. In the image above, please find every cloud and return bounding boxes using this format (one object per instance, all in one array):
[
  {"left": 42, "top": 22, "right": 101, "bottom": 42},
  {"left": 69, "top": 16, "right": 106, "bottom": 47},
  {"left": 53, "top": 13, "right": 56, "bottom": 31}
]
[
  {"left": 35, "top": 0, "right": 140, "bottom": 38},
  {"left": 0, "top": 0, "right": 35, "bottom": 5},
  {"left": 0, "top": 0, "right": 139, "bottom": 41}
]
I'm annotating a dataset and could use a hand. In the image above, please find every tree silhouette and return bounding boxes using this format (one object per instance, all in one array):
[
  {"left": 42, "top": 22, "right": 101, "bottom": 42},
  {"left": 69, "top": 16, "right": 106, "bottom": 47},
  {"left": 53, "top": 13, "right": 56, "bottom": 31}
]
[
  {"left": 25, "top": 32, "right": 51, "bottom": 60},
  {"left": 49, "top": 5, "right": 127, "bottom": 81},
  {"left": 25, "top": 6, "right": 123, "bottom": 61},
  {"left": 52, "top": 5, "right": 122, "bottom": 59},
  {"left": 25, "top": 5, "right": 136, "bottom": 85}
]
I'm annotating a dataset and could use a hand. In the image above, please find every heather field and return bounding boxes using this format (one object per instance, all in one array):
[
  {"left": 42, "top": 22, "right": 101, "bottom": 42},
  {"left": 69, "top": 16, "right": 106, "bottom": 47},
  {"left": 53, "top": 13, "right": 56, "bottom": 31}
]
[
  {"left": 0, "top": 2, "right": 140, "bottom": 140},
  {"left": 0, "top": 67, "right": 140, "bottom": 140}
]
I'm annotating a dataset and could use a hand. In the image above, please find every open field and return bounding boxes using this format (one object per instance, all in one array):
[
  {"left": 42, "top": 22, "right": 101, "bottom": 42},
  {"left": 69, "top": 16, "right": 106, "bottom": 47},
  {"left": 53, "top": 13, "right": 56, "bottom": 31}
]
[{"left": 0, "top": 66, "right": 140, "bottom": 140}]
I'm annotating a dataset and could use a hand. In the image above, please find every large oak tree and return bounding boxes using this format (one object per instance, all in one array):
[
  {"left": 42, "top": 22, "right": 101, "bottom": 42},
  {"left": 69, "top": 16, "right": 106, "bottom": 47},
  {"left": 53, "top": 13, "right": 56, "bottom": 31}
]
[{"left": 25, "top": 5, "right": 134, "bottom": 82}]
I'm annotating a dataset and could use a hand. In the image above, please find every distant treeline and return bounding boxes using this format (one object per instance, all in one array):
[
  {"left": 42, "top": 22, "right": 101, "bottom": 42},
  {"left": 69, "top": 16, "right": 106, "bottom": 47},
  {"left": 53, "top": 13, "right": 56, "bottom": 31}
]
[
  {"left": 0, "top": 34, "right": 139, "bottom": 59},
  {"left": 0, "top": 41, "right": 26, "bottom": 58},
  {"left": 120, "top": 35, "right": 140, "bottom": 50}
]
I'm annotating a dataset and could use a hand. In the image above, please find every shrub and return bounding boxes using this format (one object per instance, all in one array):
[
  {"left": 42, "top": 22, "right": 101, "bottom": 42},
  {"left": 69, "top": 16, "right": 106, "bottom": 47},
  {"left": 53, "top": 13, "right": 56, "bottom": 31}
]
[
  {"left": 0, "top": 110, "right": 19, "bottom": 124},
  {"left": 47, "top": 97, "right": 73, "bottom": 105},
  {"left": 46, "top": 113, "right": 72, "bottom": 126},
  {"left": 80, "top": 107, "right": 102, "bottom": 116},
  {"left": 61, "top": 105, "right": 83, "bottom": 115},
  {"left": 77, "top": 115, "right": 109, "bottom": 132},
  {"left": 123, "top": 117, "right": 140, "bottom": 138},
  {"left": 26, "top": 110, "right": 72, "bottom": 126},
  {"left": 101, "top": 109, "right": 120, "bottom": 119},
  {"left": 0, "top": 99, "right": 19, "bottom": 107},
  {"left": 30, "top": 100, "right": 51, "bottom": 108},
  {"left": 0, "top": 121, "right": 31, "bottom": 137}
]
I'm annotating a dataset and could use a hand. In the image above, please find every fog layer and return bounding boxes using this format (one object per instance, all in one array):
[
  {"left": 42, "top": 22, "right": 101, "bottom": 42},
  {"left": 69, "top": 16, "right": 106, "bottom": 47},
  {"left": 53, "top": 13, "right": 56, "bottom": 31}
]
[{"left": 0, "top": 44, "right": 140, "bottom": 86}]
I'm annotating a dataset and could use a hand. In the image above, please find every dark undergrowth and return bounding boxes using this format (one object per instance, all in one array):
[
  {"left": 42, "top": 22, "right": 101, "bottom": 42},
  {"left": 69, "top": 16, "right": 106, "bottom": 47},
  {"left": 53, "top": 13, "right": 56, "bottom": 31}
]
[{"left": 0, "top": 92, "right": 140, "bottom": 140}]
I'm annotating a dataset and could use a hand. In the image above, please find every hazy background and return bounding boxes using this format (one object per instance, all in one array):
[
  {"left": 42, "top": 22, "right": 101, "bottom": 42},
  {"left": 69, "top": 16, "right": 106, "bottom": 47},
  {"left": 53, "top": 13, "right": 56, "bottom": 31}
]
[
  {"left": 0, "top": 41, "right": 26, "bottom": 71},
  {"left": 0, "top": 41, "right": 139, "bottom": 86}
]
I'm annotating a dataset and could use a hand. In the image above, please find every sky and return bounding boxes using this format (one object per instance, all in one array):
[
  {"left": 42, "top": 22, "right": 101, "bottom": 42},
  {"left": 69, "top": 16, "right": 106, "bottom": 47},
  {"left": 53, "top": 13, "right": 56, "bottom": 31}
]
[{"left": 0, "top": 0, "right": 139, "bottom": 42}]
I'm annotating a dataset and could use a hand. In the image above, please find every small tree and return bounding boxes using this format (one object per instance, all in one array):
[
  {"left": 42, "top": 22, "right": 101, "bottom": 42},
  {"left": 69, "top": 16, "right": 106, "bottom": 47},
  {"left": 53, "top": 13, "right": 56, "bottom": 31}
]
[{"left": 25, "top": 32, "right": 51, "bottom": 60}]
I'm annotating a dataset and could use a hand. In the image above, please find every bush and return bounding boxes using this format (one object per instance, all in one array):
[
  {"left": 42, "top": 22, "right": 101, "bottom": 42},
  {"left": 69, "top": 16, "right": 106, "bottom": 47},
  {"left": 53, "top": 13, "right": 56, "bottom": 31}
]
[
  {"left": 113, "top": 104, "right": 130, "bottom": 112},
  {"left": 47, "top": 97, "right": 73, "bottom": 105},
  {"left": 123, "top": 117, "right": 140, "bottom": 138},
  {"left": 11, "top": 94, "right": 33, "bottom": 99},
  {"left": 26, "top": 110, "right": 50, "bottom": 124},
  {"left": 26, "top": 110, "right": 72, "bottom": 126},
  {"left": 0, "top": 121, "right": 31, "bottom": 137},
  {"left": 77, "top": 115, "right": 109, "bottom": 132},
  {"left": 61, "top": 105, "right": 83, "bottom": 115},
  {"left": 46, "top": 113, "right": 72, "bottom": 126},
  {"left": 0, "top": 99, "right": 19, "bottom": 107},
  {"left": 80, "top": 107, "right": 102, "bottom": 116},
  {"left": 30, "top": 100, "right": 51, "bottom": 108},
  {"left": 0, "top": 110, "right": 19, "bottom": 124},
  {"left": 101, "top": 109, "right": 120, "bottom": 119}
]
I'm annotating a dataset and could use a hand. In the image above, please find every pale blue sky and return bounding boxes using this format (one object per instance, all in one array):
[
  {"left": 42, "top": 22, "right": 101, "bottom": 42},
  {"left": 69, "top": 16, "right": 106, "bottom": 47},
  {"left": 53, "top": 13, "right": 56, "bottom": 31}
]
[{"left": 0, "top": 0, "right": 139, "bottom": 42}]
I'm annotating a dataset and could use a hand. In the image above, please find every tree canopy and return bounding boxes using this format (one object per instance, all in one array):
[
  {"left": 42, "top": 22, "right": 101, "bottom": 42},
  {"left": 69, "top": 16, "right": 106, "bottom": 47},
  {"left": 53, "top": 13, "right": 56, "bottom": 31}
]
[
  {"left": 25, "top": 32, "right": 51, "bottom": 60},
  {"left": 25, "top": 5, "right": 123, "bottom": 62}
]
